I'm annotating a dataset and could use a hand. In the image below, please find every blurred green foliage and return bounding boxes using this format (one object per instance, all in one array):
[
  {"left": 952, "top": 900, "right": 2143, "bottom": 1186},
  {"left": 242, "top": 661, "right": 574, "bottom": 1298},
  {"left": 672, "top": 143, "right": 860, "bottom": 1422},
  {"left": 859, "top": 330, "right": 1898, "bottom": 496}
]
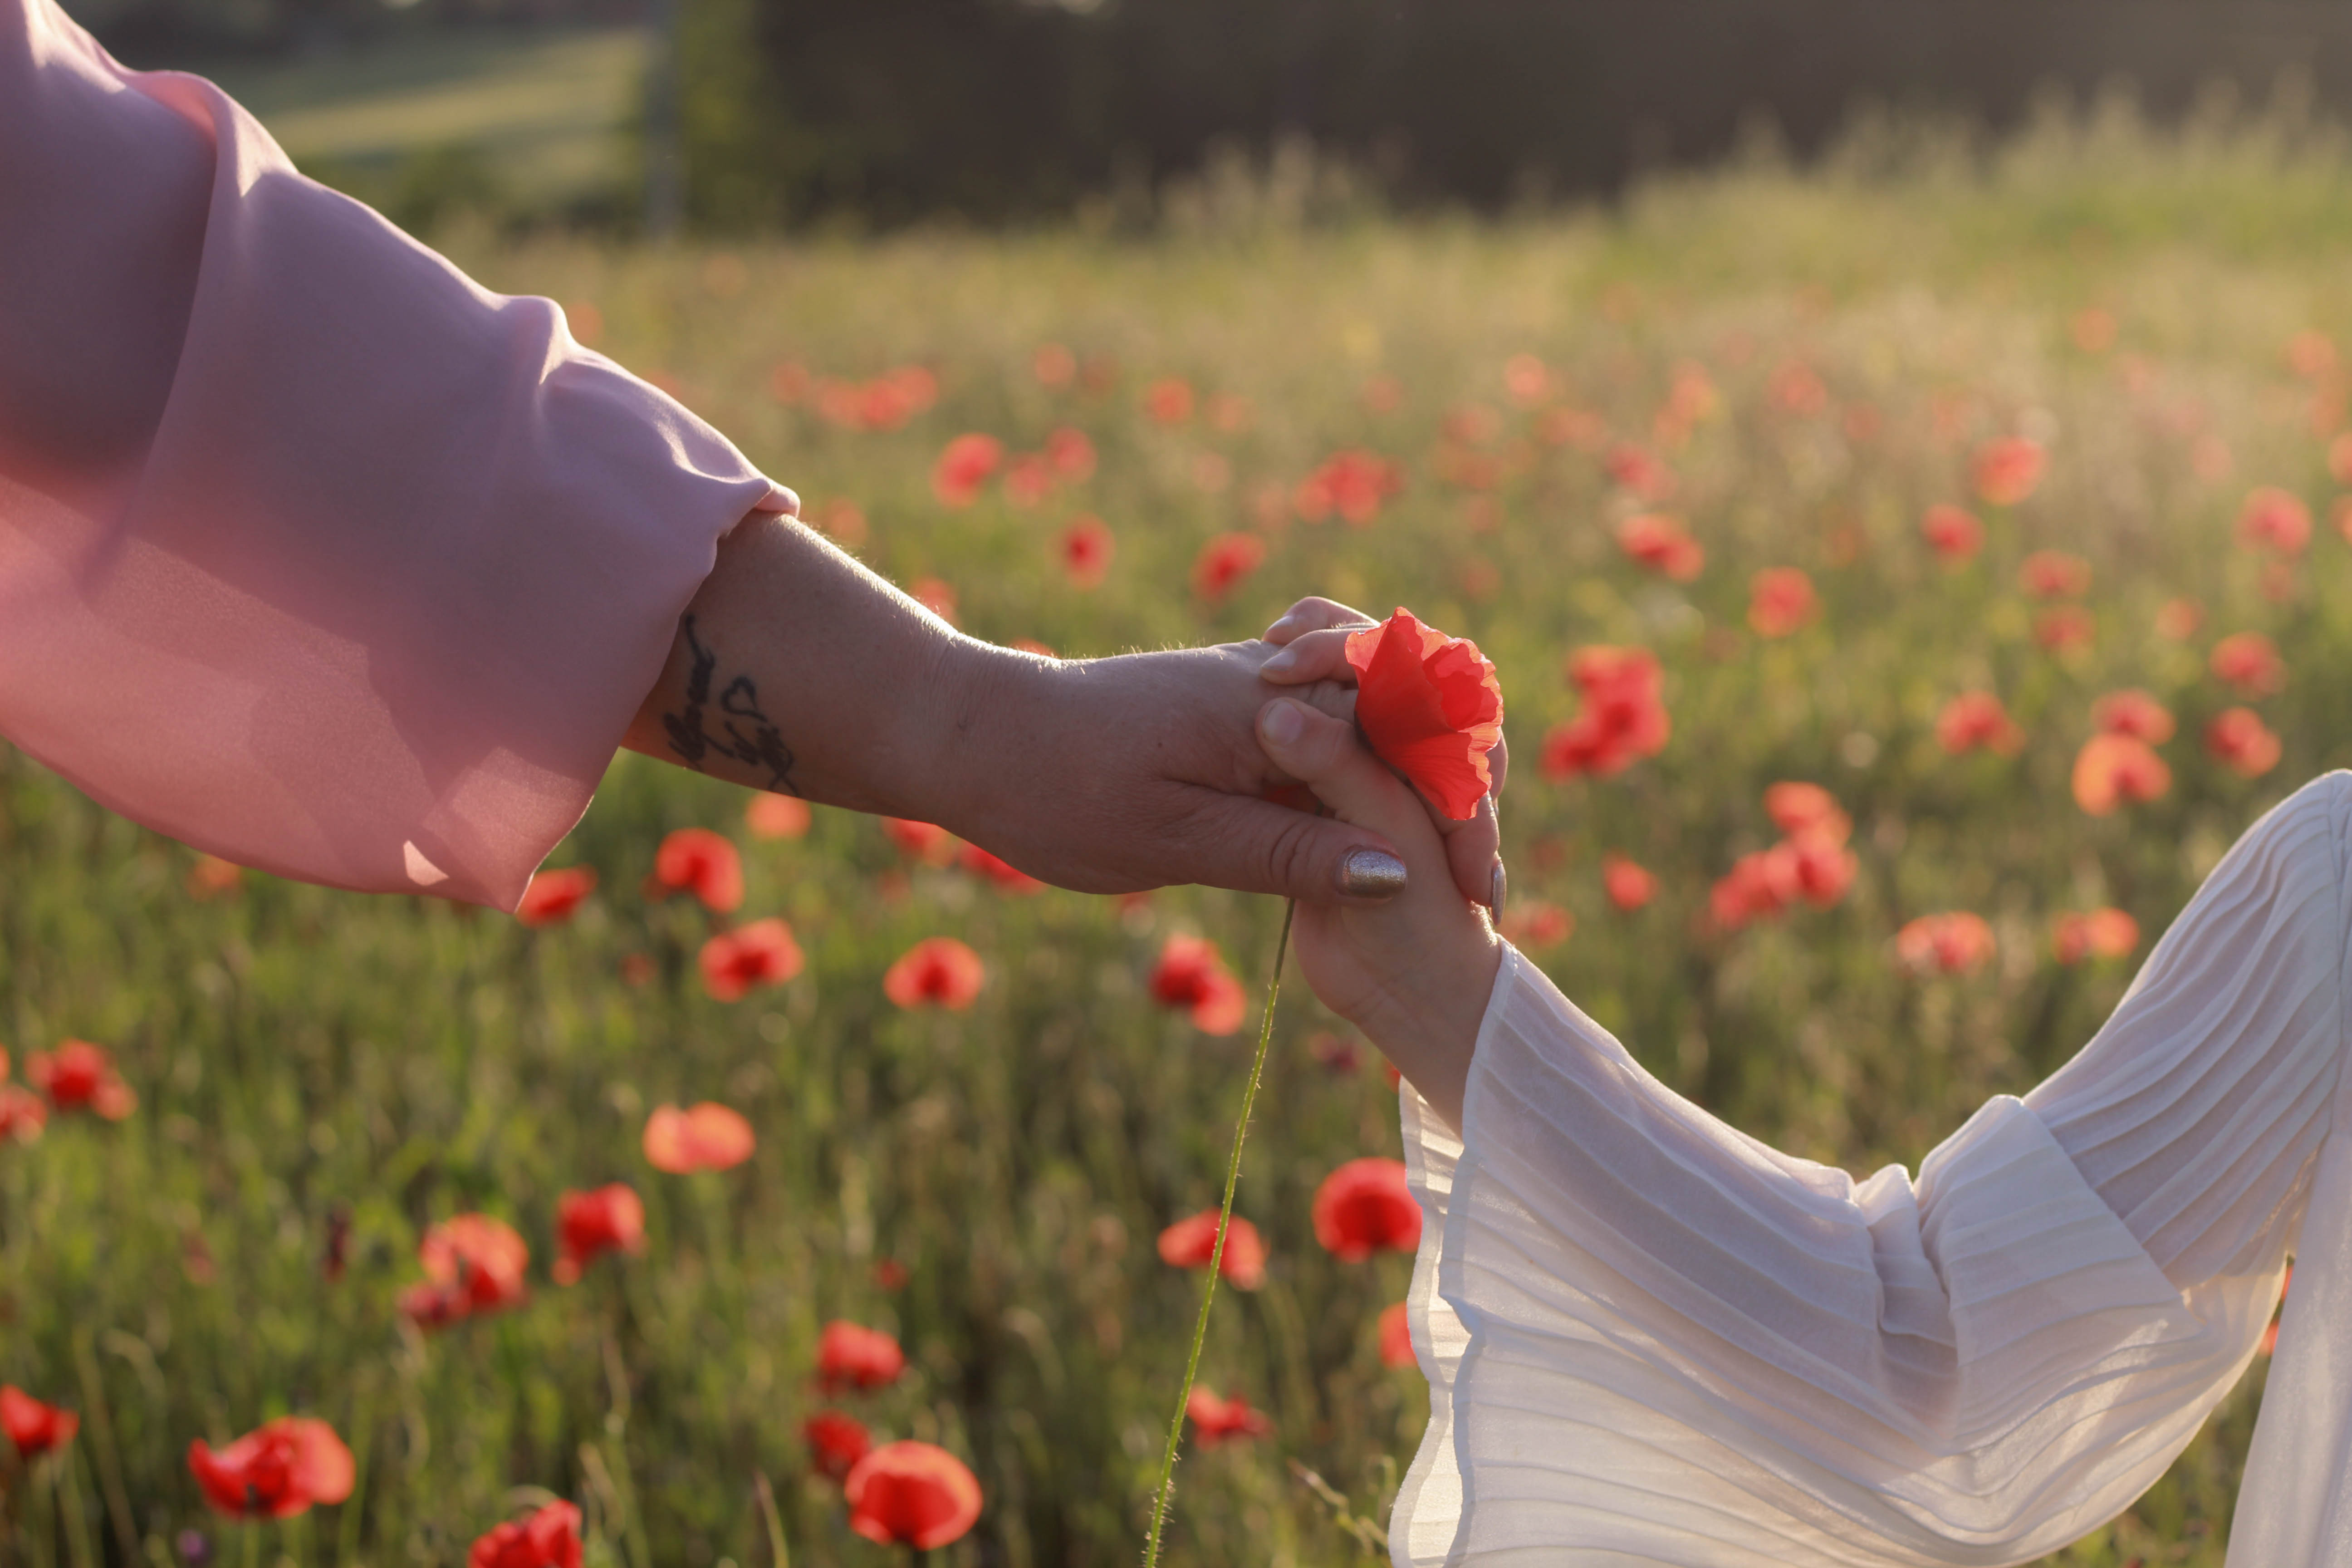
[{"left": 8, "top": 115, "right": 2352, "bottom": 1563}]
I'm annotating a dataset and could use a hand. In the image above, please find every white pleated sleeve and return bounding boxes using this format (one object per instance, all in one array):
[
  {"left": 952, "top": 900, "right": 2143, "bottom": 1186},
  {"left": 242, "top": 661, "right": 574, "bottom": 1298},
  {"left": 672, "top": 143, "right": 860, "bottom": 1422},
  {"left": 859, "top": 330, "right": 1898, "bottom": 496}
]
[{"left": 1396, "top": 770, "right": 2352, "bottom": 1567}]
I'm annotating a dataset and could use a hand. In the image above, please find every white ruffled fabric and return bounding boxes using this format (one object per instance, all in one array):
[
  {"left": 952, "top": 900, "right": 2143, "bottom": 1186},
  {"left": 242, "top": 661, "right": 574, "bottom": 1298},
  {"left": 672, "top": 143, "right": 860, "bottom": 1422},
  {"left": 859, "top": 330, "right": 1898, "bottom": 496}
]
[{"left": 1396, "top": 770, "right": 2352, "bottom": 1567}]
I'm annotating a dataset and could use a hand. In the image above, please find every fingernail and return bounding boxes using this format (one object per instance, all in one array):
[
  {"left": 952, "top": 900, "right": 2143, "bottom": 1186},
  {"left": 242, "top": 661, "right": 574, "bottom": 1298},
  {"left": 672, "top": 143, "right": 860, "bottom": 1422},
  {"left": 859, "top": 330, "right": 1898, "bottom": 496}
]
[
  {"left": 1339, "top": 848, "right": 1408, "bottom": 898},
  {"left": 1260, "top": 646, "right": 1299, "bottom": 676},
  {"left": 1260, "top": 699, "right": 1305, "bottom": 745},
  {"left": 1488, "top": 861, "right": 1507, "bottom": 915}
]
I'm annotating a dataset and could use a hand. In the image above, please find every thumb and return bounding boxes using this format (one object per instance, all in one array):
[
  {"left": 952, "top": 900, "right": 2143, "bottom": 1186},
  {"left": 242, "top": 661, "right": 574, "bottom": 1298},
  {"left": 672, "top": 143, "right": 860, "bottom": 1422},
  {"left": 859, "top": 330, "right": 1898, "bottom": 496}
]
[{"left": 1175, "top": 789, "right": 1410, "bottom": 904}]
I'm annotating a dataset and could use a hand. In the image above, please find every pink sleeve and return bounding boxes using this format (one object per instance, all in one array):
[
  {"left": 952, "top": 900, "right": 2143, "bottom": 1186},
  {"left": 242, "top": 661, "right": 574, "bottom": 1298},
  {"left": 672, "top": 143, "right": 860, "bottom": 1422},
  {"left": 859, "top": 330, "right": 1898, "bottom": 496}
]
[{"left": 0, "top": 0, "right": 791, "bottom": 908}]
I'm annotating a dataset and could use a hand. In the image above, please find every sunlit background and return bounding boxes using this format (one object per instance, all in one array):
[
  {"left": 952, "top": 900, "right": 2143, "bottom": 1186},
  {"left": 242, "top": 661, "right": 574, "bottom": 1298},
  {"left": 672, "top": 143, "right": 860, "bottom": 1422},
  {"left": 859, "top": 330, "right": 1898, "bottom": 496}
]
[{"left": 15, "top": 1, "right": 2352, "bottom": 1563}]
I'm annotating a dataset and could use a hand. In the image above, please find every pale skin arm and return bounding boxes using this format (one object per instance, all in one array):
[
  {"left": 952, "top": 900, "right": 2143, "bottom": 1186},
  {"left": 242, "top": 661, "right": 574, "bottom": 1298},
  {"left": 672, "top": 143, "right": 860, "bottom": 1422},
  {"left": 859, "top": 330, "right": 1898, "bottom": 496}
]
[
  {"left": 620, "top": 513, "right": 1509, "bottom": 905},
  {"left": 1253, "top": 694, "right": 1503, "bottom": 1130}
]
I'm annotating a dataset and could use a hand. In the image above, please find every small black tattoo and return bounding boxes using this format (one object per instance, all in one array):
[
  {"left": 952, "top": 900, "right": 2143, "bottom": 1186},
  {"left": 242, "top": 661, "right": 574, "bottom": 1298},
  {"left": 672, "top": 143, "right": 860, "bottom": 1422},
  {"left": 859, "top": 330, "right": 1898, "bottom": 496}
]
[{"left": 662, "top": 614, "right": 801, "bottom": 794}]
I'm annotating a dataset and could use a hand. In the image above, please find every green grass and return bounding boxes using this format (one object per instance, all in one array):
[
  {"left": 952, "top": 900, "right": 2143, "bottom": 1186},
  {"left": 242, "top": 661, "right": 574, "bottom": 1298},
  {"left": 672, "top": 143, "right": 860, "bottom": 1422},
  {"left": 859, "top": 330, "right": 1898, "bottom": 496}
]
[{"left": 11, "top": 109, "right": 2352, "bottom": 1563}]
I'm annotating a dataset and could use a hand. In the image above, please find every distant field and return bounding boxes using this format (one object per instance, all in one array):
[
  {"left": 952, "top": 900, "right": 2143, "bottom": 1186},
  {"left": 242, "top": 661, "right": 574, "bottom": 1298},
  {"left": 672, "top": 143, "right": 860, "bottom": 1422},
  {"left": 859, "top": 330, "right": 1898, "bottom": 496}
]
[{"left": 191, "top": 26, "right": 646, "bottom": 210}]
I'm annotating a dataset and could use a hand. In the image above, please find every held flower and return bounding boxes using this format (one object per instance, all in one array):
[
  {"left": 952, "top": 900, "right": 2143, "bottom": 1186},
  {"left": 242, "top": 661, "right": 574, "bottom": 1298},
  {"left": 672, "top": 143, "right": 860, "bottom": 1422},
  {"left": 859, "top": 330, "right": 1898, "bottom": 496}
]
[{"left": 1343, "top": 608, "right": 1505, "bottom": 821}]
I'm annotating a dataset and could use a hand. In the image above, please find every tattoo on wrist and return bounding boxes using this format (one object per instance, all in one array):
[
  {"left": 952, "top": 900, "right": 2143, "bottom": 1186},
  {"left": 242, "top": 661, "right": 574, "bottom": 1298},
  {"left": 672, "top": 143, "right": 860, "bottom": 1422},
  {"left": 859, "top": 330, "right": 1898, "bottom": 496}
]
[{"left": 662, "top": 614, "right": 802, "bottom": 794}]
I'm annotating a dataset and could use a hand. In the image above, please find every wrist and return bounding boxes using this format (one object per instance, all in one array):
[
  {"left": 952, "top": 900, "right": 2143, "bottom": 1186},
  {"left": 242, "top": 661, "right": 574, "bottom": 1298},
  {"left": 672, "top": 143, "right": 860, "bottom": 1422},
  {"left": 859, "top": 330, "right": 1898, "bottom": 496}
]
[
  {"left": 907, "top": 633, "right": 1039, "bottom": 838},
  {"left": 1347, "top": 931, "right": 1503, "bottom": 1128}
]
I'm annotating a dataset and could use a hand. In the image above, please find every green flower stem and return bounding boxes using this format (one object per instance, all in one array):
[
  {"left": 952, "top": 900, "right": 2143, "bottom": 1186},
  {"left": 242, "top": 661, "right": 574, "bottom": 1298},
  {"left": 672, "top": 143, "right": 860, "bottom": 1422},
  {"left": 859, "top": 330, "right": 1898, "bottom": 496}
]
[{"left": 1141, "top": 898, "right": 1296, "bottom": 1568}]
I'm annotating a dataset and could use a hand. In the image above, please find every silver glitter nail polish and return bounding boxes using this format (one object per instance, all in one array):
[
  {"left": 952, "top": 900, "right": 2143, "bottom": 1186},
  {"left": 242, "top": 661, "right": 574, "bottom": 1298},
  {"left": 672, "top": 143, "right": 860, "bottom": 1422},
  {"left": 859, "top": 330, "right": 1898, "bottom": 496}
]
[
  {"left": 1489, "top": 861, "right": 1507, "bottom": 915},
  {"left": 1340, "top": 848, "right": 1408, "bottom": 897}
]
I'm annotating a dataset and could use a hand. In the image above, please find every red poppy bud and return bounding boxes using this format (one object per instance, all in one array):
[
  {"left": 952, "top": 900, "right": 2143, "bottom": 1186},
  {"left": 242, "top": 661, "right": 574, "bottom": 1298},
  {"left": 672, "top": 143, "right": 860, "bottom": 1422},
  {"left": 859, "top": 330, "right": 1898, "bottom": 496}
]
[
  {"left": 804, "top": 1411, "right": 872, "bottom": 1483},
  {"left": 1311, "top": 1158, "right": 1421, "bottom": 1261},
  {"left": 643, "top": 1103, "right": 756, "bottom": 1174},
  {"left": 187, "top": 1417, "right": 354, "bottom": 1519},
  {"left": 883, "top": 938, "right": 987, "bottom": 1010},
  {"left": 0, "top": 1387, "right": 77, "bottom": 1458},
  {"left": 817, "top": 1321, "right": 906, "bottom": 1394},
  {"left": 1184, "top": 1387, "right": 1272, "bottom": 1445},
  {"left": 652, "top": 829, "right": 743, "bottom": 913},
  {"left": 1156, "top": 1210, "right": 1267, "bottom": 1290},
  {"left": 844, "top": 1441, "right": 983, "bottom": 1550},
  {"left": 468, "top": 1500, "right": 583, "bottom": 1568}
]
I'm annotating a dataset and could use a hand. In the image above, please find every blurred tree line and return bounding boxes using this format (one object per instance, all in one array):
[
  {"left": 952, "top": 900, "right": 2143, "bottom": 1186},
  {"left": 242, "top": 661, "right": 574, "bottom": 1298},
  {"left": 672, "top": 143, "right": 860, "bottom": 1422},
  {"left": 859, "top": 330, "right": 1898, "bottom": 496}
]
[{"left": 78, "top": 0, "right": 2352, "bottom": 227}]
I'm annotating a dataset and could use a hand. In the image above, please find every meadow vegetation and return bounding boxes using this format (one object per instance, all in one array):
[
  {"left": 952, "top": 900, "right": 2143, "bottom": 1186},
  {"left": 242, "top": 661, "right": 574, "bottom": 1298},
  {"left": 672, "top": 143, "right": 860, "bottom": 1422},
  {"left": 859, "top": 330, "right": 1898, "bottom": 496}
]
[{"left": 13, "top": 101, "right": 2352, "bottom": 1564}]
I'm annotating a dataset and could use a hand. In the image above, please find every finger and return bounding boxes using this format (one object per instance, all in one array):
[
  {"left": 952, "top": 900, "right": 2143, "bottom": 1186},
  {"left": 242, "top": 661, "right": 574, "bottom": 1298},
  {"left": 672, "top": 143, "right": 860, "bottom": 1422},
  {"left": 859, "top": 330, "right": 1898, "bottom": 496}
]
[
  {"left": 1254, "top": 698, "right": 1448, "bottom": 888},
  {"left": 1264, "top": 596, "right": 1378, "bottom": 646},
  {"left": 1258, "top": 626, "right": 1360, "bottom": 685},
  {"left": 771, "top": 485, "right": 801, "bottom": 517},
  {"left": 1488, "top": 727, "right": 1509, "bottom": 801},
  {"left": 1172, "top": 786, "right": 1412, "bottom": 904},
  {"left": 1439, "top": 795, "right": 1503, "bottom": 911}
]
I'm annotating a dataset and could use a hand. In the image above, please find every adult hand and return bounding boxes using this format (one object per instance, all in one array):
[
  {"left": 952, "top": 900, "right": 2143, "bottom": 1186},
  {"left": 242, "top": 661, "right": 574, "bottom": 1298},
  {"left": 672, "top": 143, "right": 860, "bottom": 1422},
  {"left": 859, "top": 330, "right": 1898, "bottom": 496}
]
[
  {"left": 945, "top": 640, "right": 1416, "bottom": 904},
  {"left": 1255, "top": 596, "right": 1509, "bottom": 912}
]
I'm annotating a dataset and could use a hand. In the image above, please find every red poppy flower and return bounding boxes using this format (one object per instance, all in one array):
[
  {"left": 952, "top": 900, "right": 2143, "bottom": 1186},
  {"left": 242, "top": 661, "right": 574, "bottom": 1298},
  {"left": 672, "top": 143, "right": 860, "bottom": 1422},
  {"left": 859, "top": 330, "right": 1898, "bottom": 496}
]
[
  {"left": 652, "top": 828, "right": 743, "bottom": 913},
  {"left": 931, "top": 434, "right": 1004, "bottom": 507},
  {"left": 883, "top": 818, "right": 956, "bottom": 864},
  {"left": 1605, "top": 443, "right": 1678, "bottom": 502},
  {"left": 1919, "top": 505, "right": 1984, "bottom": 564},
  {"left": 2207, "top": 707, "right": 2283, "bottom": 778},
  {"left": 883, "top": 938, "right": 987, "bottom": 1010},
  {"left": 1936, "top": 692, "right": 2025, "bottom": 756},
  {"left": 699, "top": 918, "right": 804, "bottom": 1001},
  {"left": 1339, "top": 608, "right": 1506, "bottom": 821},
  {"left": 805, "top": 1410, "right": 872, "bottom": 1483},
  {"left": 0, "top": 1387, "right": 77, "bottom": 1458},
  {"left": 553, "top": 1184, "right": 645, "bottom": 1285},
  {"left": 643, "top": 1102, "right": 756, "bottom": 1173},
  {"left": 2018, "top": 550, "right": 2091, "bottom": 599},
  {"left": 1060, "top": 515, "right": 1115, "bottom": 588},
  {"left": 516, "top": 867, "right": 597, "bottom": 927},
  {"left": 1787, "top": 836, "right": 1858, "bottom": 907},
  {"left": 1185, "top": 1387, "right": 1272, "bottom": 1446},
  {"left": 1044, "top": 426, "right": 1096, "bottom": 480},
  {"left": 1312, "top": 1158, "right": 1421, "bottom": 1260},
  {"left": 400, "top": 1213, "right": 529, "bottom": 1329},
  {"left": 1156, "top": 1210, "right": 1267, "bottom": 1290},
  {"left": 1294, "top": 448, "right": 1405, "bottom": 525},
  {"left": 2035, "top": 606, "right": 2096, "bottom": 654},
  {"left": 1541, "top": 646, "right": 1670, "bottom": 780},
  {"left": 1003, "top": 452, "right": 1055, "bottom": 508},
  {"left": 26, "top": 1040, "right": 136, "bottom": 1119},
  {"left": 2156, "top": 598, "right": 2205, "bottom": 640},
  {"left": 1191, "top": 532, "right": 1267, "bottom": 602},
  {"left": 2073, "top": 735, "right": 2172, "bottom": 815},
  {"left": 958, "top": 843, "right": 1047, "bottom": 894},
  {"left": 1763, "top": 782, "right": 1850, "bottom": 844},
  {"left": 1747, "top": 568, "right": 1818, "bottom": 638},
  {"left": 2053, "top": 908, "right": 2139, "bottom": 965},
  {"left": 469, "top": 1501, "right": 583, "bottom": 1568},
  {"left": 1602, "top": 854, "right": 1656, "bottom": 911},
  {"left": 1896, "top": 913, "right": 1996, "bottom": 976},
  {"left": 1377, "top": 1302, "right": 1415, "bottom": 1367},
  {"left": 817, "top": 1321, "right": 906, "bottom": 1393},
  {"left": 1144, "top": 377, "right": 1195, "bottom": 424},
  {"left": 1504, "top": 353, "right": 1552, "bottom": 406},
  {"left": 1150, "top": 936, "right": 1249, "bottom": 1035},
  {"left": 0, "top": 1086, "right": 47, "bottom": 1144},
  {"left": 1614, "top": 513, "right": 1705, "bottom": 580},
  {"left": 2210, "top": 632, "right": 2287, "bottom": 696},
  {"left": 844, "top": 1441, "right": 983, "bottom": 1550},
  {"left": 2092, "top": 689, "right": 2175, "bottom": 744},
  {"left": 187, "top": 1417, "right": 354, "bottom": 1519},
  {"left": 1499, "top": 901, "right": 1573, "bottom": 949},
  {"left": 745, "top": 794, "right": 812, "bottom": 840},
  {"left": 1973, "top": 436, "right": 2046, "bottom": 506},
  {"left": 2239, "top": 486, "right": 2312, "bottom": 556}
]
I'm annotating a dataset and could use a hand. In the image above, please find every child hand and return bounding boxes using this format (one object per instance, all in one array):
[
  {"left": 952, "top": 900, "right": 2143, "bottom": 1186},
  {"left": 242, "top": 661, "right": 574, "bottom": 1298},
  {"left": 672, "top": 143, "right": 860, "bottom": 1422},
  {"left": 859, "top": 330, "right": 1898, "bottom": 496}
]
[{"left": 1256, "top": 695, "right": 1502, "bottom": 1130}]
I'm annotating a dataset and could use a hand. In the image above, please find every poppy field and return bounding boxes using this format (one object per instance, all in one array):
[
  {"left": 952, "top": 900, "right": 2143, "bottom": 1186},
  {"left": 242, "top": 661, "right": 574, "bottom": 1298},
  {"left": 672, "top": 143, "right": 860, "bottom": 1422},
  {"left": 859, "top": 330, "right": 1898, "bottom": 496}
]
[{"left": 13, "top": 110, "right": 2352, "bottom": 1565}]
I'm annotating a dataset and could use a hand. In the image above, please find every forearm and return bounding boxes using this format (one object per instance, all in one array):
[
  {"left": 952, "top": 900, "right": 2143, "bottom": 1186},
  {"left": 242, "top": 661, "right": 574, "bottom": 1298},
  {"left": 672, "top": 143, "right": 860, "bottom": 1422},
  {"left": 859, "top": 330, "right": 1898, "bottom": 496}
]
[{"left": 622, "top": 514, "right": 1019, "bottom": 828}]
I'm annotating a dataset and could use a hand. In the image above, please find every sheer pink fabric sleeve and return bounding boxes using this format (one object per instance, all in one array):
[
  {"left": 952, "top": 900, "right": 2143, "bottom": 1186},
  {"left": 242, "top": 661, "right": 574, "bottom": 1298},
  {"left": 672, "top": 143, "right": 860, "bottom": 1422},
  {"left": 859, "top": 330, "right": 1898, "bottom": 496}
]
[{"left": 0, "top": 0, "right": 791, "bottom": 907}]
